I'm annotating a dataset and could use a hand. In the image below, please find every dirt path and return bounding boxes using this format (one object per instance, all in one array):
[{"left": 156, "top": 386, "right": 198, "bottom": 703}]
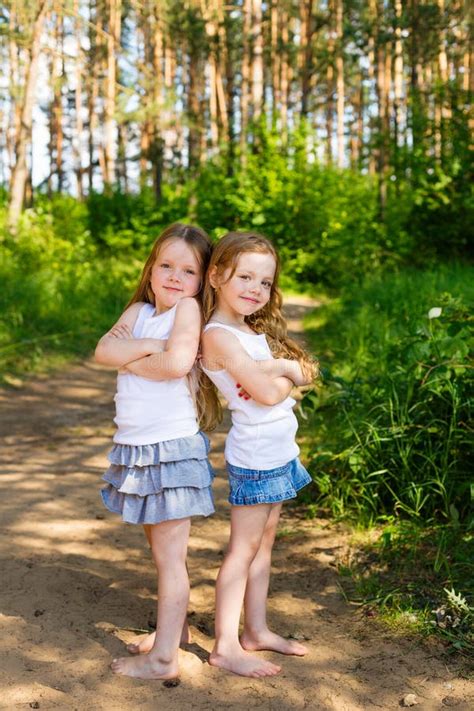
[{"left": 0, "top": 298, "right": 471, "bottom": 711}]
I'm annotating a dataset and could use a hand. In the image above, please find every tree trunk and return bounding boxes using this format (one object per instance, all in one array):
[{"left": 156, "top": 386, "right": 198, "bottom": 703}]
[
  {"left": 7, "top": 1, "right": 21, "bottom": 184},
  {"left": 8, "top": 0, "right": 49, "bottom": 232},
  {"left": 336, "top": 0, "right": 344, "bottom": 167},
  {"left": 393, "top": 0, "right": 404, "bottom": 178},
  {"left": 73, "top": 0, "right": 84, "bottom": 198},
  {"left": 280, "top": 6, "right": 289, "bottom": 139},
  {"left": 325, "top": 1, "right": 335, "bottom": 164},
  {"left": 49, "top": 3, "right": 65, "bottom": 193},
  {"left": 300, "top": 0, "right": 314, "bottom": 117},
  {"left": 251, "top": 0, "right": 263, "bottom": 121},
  {"left": 240, "top": 0, "right": 251, "bottom": 156},
  {"left": 88, "top": 0, "right": 102, "bottom": 193},
  {"left": 104, "top": 0, "right": 121, "bottom": 187},
  {"left": 271, "top": 1, "right": 280, "bottom": 116}
]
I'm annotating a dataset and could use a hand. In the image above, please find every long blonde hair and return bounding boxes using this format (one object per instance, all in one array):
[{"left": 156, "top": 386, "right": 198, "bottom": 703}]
[
  {"left": 202, "top": 231, "right": 319, "bottom": 429},
  {"left": 126, "top": 222, "right": 221, "bottom": 432}
]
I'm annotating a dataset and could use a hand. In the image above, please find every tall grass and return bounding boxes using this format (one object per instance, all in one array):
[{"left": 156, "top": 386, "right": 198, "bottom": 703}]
[{"left": 302, "top": 265, "right": 473, "bottom": 525}]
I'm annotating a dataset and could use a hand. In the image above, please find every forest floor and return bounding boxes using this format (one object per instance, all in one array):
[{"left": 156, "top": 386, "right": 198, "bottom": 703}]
[{"left": 0, "top": 297, "right": 472, "bottom": 711}]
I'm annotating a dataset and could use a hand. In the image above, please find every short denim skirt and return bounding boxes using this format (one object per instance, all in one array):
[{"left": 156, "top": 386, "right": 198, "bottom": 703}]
[
  {"left": 226, "top": 457, "right": 312, "bottom": 506},
  {"left": 101, "top": 431, "right": 215, "bottom": 524}
]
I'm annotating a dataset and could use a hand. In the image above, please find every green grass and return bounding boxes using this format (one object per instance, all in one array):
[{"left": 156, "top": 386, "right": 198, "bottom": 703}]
[
  {"left": 335, "top": 520, "right": 473, "bottom": 657},
  {"left": 300, "top": 263, "right": 473, "bottom": 655},
  {"left": 300, "top": 263, "right": 473, "bottom": 524}
]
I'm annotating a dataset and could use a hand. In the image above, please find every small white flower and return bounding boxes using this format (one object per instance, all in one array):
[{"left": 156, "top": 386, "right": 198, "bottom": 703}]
[{"left": 428, "top": 307, "right": 442, "bottom": 319}]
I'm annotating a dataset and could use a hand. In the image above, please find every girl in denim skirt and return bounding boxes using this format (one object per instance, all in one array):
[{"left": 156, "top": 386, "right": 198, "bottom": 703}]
[
  {"left": 95, "top": 223, "right": 218, "bottom": 680},
  {"left": 201, "top": 232, "right": 318, "bottom": 678}
]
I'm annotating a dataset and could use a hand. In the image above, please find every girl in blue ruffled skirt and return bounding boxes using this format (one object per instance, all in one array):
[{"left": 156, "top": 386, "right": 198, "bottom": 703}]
[{"left": 95, "top": 223, "right": 218, "bottom": 680}]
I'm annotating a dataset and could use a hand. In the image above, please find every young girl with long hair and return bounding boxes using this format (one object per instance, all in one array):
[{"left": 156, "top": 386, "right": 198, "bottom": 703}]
[
  {"left": 95, "top": 222, "right": 217, "bottom": 680},
  {"left": 200, "top": 231, "right": 317, "bottom": 678}
]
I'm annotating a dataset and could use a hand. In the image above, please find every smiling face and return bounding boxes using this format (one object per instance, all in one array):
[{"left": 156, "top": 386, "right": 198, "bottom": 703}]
[
  {"left": 211, "top": 250, "right": 277, "bottom": 320},
  {"left": 150, "top": 238, "right": 202, "bottom": 312}
]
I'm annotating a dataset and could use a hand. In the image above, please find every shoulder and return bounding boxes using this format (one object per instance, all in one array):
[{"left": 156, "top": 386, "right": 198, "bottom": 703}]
[
  {"left": 175, "top": 296, "right": 201, "bottom": 318},
  {"left": 202, "top": 325, "right": 243, "bottom": 355},
  {"left": 170, "top": 297, "right": 202, "bottom": 337},
  {"left": 117, "top": 301, "right": 146, "bottom": 326}
]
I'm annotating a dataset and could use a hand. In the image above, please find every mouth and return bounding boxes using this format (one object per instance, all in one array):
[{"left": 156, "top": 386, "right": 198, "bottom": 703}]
[
  {"left": 164, "top": 286, "right": 183, "bottom": 293},
  {"left": 241, "top": 296, "right": 260, "bottom": 304}
]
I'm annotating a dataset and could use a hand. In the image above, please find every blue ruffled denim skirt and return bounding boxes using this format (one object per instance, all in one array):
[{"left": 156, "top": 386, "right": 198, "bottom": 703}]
[
  {"left": 101, "top": 431, "right": 215, "bottom": 524},
  {"left": 226, "top": 458, "right": 312, "bottom": 506}
]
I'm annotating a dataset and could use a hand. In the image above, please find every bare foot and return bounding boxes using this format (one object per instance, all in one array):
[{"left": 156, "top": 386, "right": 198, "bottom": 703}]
[
  {"left": 209, "top": 648, "right": 281, "bottom": 678},
  {"left": 241, "top": 630, "right": 307, "bottom": 656},
  {"left": 127, "top": 621, "right": 191, "bottom": 655},
  {"left": 111, "top": 653, "right": 178, "bottom": 680}
]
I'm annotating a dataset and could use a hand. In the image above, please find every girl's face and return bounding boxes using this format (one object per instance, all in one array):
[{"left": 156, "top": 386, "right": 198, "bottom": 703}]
[
  {"left": 212, "top": 251, "right": 277, "bottom": 318},
  {"left": 150, "top": 239, "right": 202, "bottom": 311}
]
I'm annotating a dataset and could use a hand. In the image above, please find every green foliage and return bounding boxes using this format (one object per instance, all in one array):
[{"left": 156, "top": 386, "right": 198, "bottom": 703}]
[
  {"left": 302, "top": 266, "right": 473, "bottom": 525},
  {"left": 190, "top": 130, "right": 404, "bottom": 289},
  {"left": 0, "top": 198, "right": 141, "bottom": 380}
]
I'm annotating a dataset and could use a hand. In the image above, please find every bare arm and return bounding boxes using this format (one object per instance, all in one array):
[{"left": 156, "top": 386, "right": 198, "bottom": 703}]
[
  {"left": 124, "top": 298, "right": 201, "bottom": 381},
  {"left": 254, "top": 358, "right": 311, "bottom": 386},
  {"left": 201, "top": 328, "right": 294, "bottom": 406},
  {"left": 94, "top": 303, "right": 164, "bottom": 368}
]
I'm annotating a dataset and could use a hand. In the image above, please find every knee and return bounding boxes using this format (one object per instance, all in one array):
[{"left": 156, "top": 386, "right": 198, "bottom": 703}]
[
  {"left": 152, "top": 546, "right": 187, "bottom": 570},
  {"left": 227, "top": 538, "right": 261, "bottom": 566}
]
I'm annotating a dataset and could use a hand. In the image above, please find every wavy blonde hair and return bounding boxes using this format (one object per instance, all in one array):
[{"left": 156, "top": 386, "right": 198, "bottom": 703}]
[
  {"left": 126, "top": 222, "right": 221, "bottom": 432},
  {"left": 202, "top": 231, "right": 319, "bottom": 429}
]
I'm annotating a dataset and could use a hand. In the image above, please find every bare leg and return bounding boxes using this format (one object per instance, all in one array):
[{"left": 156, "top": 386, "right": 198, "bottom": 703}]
[
  {"left": 111, "top": 517, "right": 191, "bottom": 679},
  {"left": 241, "top": 503, "right": 307, "bottom": 656},
  {"left": 127, "top": 524, "right": 191, "bottom": 655},
  {"left": 209, "top": 505, "right": 281, "bottom": 678}
]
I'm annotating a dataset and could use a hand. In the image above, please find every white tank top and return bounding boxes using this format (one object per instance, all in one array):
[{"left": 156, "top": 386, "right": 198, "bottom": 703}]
[
  {"left": 202, "top": 323, "right": 299, "bottom": 469},
  {"left": 113, "top": 302, "right": 198, "bottom": 445}
]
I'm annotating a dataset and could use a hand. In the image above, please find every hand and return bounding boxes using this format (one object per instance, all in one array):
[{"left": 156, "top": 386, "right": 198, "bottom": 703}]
[
  {"left": 109, "top": 323, "right": 133, "bottom": 340},
  {"left": 235, "top": 382, "right": 251, "bottom": 401},
  {"left": 286, "top": 359, "right": 318, "bottom": 387}
]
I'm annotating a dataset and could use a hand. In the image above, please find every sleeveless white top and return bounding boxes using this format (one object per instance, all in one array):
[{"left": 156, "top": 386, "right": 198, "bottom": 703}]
[
  {"left": 113, "top": 303, "right": 198, "bottom": 445},
  {"left": 202, "top": 323, "right": 299, "bottom": 469}
]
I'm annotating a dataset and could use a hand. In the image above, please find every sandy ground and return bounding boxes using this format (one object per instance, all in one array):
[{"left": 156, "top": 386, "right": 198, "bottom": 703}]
[{"left": 1, "top": 298, "right": 472, "bottom": 711}]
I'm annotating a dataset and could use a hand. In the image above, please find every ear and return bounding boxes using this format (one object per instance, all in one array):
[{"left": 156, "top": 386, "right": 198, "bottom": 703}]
[{"left": 208, "top": 265, "right": 219, "bottom": 289}]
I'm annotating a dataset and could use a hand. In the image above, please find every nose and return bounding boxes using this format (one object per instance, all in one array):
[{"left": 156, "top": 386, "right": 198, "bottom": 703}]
[
  {"left": 249, "top": 281, "right": 261, "bottom": 294},
  {"left": 168, "top": 268, "right": 182, "bottom": 282}
]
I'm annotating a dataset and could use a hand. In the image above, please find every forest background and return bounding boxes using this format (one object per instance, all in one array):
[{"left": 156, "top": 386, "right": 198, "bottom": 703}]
[{"left": 0, "top": 0, "right": 472, "bottom": 656}]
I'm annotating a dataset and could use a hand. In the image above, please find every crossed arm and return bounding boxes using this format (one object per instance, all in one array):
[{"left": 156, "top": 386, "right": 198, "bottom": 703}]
[
  {"left": 94, "top": 298, "right": 201, "bottom": 381},
  {"left": 201, "top": 327, "right": 310, "bottom": 407}
]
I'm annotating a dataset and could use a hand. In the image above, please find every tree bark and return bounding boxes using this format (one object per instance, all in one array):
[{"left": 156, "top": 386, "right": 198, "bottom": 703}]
[
  {"left": 8, "top": 0, "right": 49, "bottom": 232},
  {"left": 336, "top": 0, "right": 344, "bottom": 167},
  {"left": 103, "top": 0, "right": 121, "bottom": 187}
]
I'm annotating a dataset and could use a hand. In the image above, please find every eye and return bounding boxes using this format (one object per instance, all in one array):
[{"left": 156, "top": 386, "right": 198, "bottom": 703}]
[
  {"left": 238, "top": 274, "right": 250, "bottom": 281},
  {"left": 160, "top": 262, "right": 171, "bottom": 269},
  {"left": 262, "top": 281, "right": 272, "bottom": 289},
  {"left": 185, "top": 269, "right": 196, "bottom": 275}
]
